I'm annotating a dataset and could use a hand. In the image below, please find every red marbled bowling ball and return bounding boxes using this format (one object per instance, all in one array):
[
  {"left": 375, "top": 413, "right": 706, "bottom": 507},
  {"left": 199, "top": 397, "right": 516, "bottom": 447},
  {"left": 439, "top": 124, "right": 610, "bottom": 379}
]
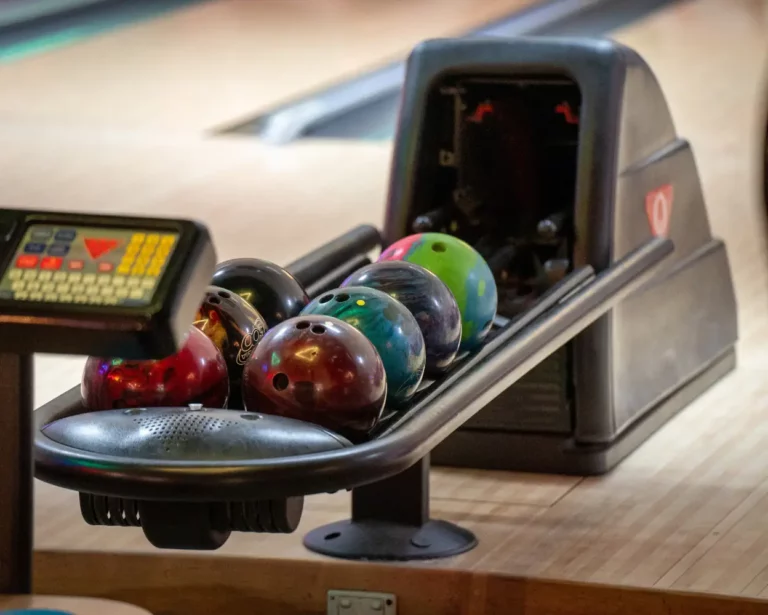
[
  {"left": 82, "top": 327, "right": 230, "bottom": 410},
  {"left": 241, "top": 315, "right": 387, "bottom": 437}
]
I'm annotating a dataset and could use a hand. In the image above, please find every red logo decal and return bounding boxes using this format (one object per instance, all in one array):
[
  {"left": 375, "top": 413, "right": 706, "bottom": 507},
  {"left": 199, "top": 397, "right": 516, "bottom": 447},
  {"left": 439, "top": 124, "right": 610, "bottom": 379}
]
[{"left": 645, "top": 185, "right": 673, "bottom": 237}]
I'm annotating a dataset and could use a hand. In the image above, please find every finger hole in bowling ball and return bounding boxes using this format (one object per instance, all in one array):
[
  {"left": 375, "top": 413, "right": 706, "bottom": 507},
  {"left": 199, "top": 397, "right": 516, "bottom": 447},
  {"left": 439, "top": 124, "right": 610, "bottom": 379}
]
[
  {"left": 273, "top": 373, "right": 289, "bottom": 391},
  {"left": 218, "top": 291, "right": 231, "bottom": 299},
  {"left": 240, "top": 414, "right": 261, "bottom": 421},
  {"left": 319, "top": 294, "right": 334, "bottom": 304},
  {"left": 311, "top": 325, "right": 326, "bottom": 335},
  {"left": 296, "top": 321, "right": 310, "bottom": 330},
  {"left": 432, "top": 241, "right": 447, "bottom": 253},
  {"left": 325, "top": 532, "right": 341, "bottom": 540},
  {"left": 336, "top": 293, "right": 350, "bottom": 302},
  {"left": 209, "top": 296, "right": 221, "bottom": 305}
]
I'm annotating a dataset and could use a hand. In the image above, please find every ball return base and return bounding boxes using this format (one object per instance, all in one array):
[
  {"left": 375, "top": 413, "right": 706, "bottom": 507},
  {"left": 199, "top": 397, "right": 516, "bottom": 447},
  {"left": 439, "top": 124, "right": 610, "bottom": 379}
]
[{"left": 304, "top": 456, "right": 477, "bottom": 561}]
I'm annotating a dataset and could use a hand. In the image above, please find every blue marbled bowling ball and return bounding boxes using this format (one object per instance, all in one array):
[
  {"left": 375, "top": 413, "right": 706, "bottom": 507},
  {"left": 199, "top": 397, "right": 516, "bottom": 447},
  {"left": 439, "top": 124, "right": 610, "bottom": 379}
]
[
  {"left": 301, "top": 286, "right": 426, "bottom": 406},
  {"left": 342, "top": 261, "right": 461, "bottom": 376}
]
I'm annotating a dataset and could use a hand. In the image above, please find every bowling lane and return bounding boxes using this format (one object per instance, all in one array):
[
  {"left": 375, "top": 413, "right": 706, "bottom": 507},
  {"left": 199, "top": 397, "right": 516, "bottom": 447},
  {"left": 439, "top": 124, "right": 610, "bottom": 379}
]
[
  {"left": 1, "top": 0, "right": 767, "bottom": 609},
  {"left": 0, "top": 0, "right": 540, "bottom": 133},
  {"left": 13, "top": 0, "right": 768, "bottom": 604}
]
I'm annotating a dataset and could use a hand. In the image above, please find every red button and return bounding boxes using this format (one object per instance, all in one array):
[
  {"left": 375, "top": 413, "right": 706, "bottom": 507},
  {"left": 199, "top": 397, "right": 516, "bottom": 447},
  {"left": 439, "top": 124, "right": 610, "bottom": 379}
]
[
  {"left": 68, "top": 260, "right": 84, "bottom": 271},
  {"left": 98, "top": 262, "right": 114, "bottom": 273},
  {"left": 15, "top": 254, "right": 39, "bottom": 269},
  {"left": 41, "top": 256, "right": 63, "bottom": 271}
]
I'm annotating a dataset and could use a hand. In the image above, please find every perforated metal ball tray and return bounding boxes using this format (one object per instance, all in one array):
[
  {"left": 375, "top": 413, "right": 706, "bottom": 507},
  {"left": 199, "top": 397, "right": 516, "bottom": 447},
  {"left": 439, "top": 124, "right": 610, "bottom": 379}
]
[{"left": 34, "top": 235, "right": 671, "bottom": 506}]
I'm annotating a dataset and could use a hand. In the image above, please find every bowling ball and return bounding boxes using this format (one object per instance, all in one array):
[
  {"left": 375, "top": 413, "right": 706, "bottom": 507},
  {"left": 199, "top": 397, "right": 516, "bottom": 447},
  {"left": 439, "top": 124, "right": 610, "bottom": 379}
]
[
  {"left": 242, "top": 315, "right": 386, "bottom": 437},
  {"left": 82, "top": 327, "right": 229, "bottom": 410},
  {"left": 379, "top": 232, "right": 497, "bottom": 351},
  {"left": 211, "top": 258, "right": 310, "bottom": 328},
  {"left": 194, "top": 285, "right": 268, "bottom": 409},
  {"left": 301, "top": 287, "right": 426, "bottom": 405},
  {"left": 341, "top": 261, "right": 461, "bottom": 376}
]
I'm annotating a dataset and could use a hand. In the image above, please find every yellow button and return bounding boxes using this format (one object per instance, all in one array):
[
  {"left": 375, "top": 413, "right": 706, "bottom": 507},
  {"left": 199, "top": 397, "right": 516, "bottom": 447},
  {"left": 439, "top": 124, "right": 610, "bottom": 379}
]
[
  {"left": 131, "top": 265, "right": 146, "bottom": 276},
  {"left": 117, "top": 264, "right": 132, "bottom": 275},
  {"left": 130, "top": 233, "right": 145, "bottom": 244},
  {"left": 125, "top": 244, "right": 140, "bottom": 257},
  {"left": 147, "top": 267, "right": 161, "bottom": 277},
  {"left": 146, "top": 234, "right": 160, "bottom": 245},
  {"left": 136, "top": 256, "right": 150, "bottom": 267}
]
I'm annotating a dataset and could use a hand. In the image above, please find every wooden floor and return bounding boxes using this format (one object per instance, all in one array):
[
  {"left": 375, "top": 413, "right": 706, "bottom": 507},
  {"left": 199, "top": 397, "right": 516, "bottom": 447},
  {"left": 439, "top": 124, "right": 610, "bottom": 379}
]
[{"left": 3, "top": 0, "right": 768, "bottom": 611}]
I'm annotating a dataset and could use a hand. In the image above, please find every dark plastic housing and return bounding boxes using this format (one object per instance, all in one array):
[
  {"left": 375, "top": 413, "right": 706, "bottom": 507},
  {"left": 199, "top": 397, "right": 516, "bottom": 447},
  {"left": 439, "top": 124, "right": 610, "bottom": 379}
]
[{"left": 383, "top": 38, "right": 738, "bottom": 472}]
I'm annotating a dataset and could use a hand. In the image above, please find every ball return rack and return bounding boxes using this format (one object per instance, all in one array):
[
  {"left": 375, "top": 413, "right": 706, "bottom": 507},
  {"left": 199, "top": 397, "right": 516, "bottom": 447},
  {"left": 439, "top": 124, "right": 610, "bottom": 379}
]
[{"left": 0, "top": 40, "right": 737, "bottom": 611}]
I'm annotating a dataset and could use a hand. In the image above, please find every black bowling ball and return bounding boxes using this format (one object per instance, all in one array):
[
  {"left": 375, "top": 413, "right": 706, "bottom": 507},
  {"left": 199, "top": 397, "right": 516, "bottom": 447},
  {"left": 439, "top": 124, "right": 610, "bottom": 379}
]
[{"left": 211, "top": 258, "right": 309, "bottom": 328}]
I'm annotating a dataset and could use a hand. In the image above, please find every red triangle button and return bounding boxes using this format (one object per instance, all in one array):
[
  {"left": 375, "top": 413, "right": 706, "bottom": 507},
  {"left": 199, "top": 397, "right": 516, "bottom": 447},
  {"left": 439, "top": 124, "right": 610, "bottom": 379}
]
[{"left": 84, "top": 238, "right": 119, "bottom": 260}]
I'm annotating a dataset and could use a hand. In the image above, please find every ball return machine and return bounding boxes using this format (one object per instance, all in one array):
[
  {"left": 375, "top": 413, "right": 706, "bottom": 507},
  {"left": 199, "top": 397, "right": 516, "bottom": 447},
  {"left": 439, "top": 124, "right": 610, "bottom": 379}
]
[{"left": 1, "top": 38, "right": 737, "bottom": 612}]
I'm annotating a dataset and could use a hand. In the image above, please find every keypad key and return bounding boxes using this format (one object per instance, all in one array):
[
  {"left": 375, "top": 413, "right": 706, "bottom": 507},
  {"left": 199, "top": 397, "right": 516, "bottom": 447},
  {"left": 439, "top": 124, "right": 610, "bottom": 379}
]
[
  {"left": 68, "top": 272, "right": 82, "bottom": 283},
  {"left": 90, "top": 296, "right": 104, "bottom": 305},
  {"left": 129, "top": 289, "right": 144, "bottom": 300},
  {"left": 86, "top": 286, "right": 99, "bottom": 296},
  {"left": 24, "top": 242, "right": 46, "bottom": 254},
  {"left": 26, "top": 281, "right": 41, "bottom": 292},
  {"left": 22, "top": 270, "right": 38, "bottom": 280},
  {"left": 141, "top": 279, "right": 155, "bottom": 289},
  {"left": 17, "top": 255, "right": 39, "bottom": 269},
  {"left": 43, "top": 293, "right": 59, "bottom": 302},
  {"left": 161, "top": 235, "right": 175, "bottom": 246},
  {"left": 31, "top": 228, "right": 53, "bottom": 241},
  {"left": 38, "top": 271, "right": 53, "bottom": 282},
  {"left": 11, "top": 281, "right": 25, "bottom": 291},
  {"left": 48, "top": 243, "right": 70, "bottom": 257},
  {"left": 146, "top": 234, "right": 160, "bottom": 245},
  {"left": 41, "top": 282, "right": 56, "bottom": 293},
  {"left": 8, "top": 270, "right": 22, "bottom": 281},
  {"left": 97, "top": 275, "right": 111, "bottom": 286},
  {"left": 112, "top": 276, "right": 126, "bottom": 287},
  {"left": 115, "top": 287, "right": 130, "bottom": 299},
  {"left": 118, "top": 264, "right": 132, "bottom": 275},
  {"left": 100, "top": 286, "right": 114, "bottom": 297},
  {"left": 70, "top": 284, "right": 85, "bottom": 294},
  {"left": 54, "top": 229, "right": 77, "bottom": 242},
  {"left": 15, "top": 291, "right": 29, "bottom": 300},
  {"left": 74, "top": 296, "right": 88, "bottom": 304},
  {"left": 56, "top": 283, "right": 71, "bottom": 294},
  {"left": 29, "top": 292, "right": 43, "bottom": 301},
  {"left": 59, "top": 294, "right": 74, "bottom": 303},
  {"left": 53, "top": 271, "right": 68, "bottom": 282},
  {"left": 127, "top": 277, "right": 141, "bottom": 287},
  {"left": 83, "top": 274, "right": 96, "bottom": 284},
  {"left": 104, "top": 296, "right": 119, "bottom": 306}
]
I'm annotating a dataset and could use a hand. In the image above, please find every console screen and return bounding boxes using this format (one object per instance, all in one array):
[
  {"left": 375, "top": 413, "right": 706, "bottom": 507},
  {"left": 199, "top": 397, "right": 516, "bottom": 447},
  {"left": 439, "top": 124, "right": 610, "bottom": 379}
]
[{"left": 0, "top": 224, "right": 179, "bottom": 307}]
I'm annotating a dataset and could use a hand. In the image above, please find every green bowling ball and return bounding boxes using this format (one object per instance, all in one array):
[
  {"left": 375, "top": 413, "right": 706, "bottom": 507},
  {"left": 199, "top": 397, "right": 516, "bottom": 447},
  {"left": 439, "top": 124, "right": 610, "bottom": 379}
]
[{"left": 378, "top": 232, "right": 497, "bottom": 351}]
